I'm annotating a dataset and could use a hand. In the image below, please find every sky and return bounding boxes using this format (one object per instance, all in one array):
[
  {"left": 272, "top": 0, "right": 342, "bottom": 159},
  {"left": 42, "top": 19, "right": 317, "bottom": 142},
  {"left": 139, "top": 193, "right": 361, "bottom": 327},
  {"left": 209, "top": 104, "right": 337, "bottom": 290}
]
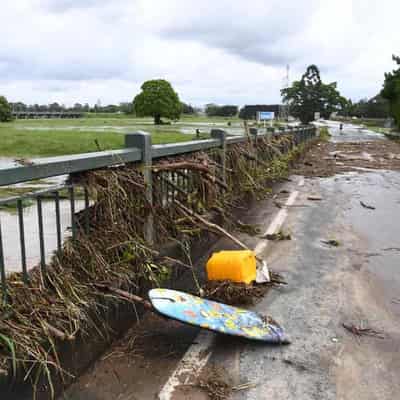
[{"left": 0, "top": 0, "right": 399, "bottom": 107}]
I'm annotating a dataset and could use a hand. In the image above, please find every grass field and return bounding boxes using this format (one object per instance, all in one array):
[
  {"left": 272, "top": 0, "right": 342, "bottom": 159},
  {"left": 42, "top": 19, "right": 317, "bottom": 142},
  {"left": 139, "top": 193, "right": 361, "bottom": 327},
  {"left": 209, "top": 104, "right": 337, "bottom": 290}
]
[{"left": 0, "top": 115, "right": 240, "bottom": 157}]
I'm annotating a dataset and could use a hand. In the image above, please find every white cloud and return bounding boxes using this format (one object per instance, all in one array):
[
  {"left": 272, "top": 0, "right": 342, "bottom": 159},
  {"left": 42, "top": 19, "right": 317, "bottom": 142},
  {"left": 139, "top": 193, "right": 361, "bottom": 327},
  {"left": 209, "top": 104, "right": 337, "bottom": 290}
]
[{"left": 0, "top": 0, "right": 399, "bottom": 106}]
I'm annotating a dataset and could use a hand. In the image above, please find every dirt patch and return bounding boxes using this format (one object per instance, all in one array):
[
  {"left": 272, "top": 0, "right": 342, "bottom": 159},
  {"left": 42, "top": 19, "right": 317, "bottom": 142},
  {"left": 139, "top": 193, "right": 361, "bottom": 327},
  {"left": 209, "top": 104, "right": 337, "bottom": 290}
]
[
  {"left": 63, "top": 312, "right": 198, "bottom": 400},
  {"left": 295, "top": 140, "right": 400, "bottom": 177}
]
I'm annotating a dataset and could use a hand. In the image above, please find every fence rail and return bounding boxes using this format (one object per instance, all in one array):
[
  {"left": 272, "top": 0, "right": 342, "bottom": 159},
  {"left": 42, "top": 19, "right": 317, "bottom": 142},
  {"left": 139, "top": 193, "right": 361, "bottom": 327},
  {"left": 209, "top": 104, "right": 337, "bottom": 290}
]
[{"left": 0, "top": 125, "right": 317, "bottom": 299}]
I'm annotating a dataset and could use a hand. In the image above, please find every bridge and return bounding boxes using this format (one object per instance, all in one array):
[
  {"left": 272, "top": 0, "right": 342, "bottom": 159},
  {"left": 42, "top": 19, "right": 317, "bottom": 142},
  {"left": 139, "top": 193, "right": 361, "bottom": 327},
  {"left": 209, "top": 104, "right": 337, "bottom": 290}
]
[{"left": 12, "top": 111, "right": 84, "bottom": 119}]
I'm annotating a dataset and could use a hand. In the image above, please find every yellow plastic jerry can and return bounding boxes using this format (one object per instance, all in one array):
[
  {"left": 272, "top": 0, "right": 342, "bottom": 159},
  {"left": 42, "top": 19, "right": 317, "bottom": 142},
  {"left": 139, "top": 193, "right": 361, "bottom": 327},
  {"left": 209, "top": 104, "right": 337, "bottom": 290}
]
[{"left": 206, "top": 250, "right": 256, "bottom": 284}]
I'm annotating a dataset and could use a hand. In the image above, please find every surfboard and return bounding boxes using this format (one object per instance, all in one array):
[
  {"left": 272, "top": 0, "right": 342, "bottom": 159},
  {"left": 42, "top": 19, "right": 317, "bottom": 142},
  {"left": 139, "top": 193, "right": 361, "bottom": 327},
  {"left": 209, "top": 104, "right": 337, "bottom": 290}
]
[{"left": 148, "top": 288, "right": 289, "bottom": 344}]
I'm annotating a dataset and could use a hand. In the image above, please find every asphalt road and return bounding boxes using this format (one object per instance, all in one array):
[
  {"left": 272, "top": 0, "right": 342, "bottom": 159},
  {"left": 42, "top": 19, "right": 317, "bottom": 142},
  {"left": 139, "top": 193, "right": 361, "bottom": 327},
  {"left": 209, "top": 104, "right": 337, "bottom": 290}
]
[
  {"left": 64, "top": 122, "right": 400, "bottom": 400},
  {"left": 209, "top": 123, "right": 400, "bottom": 400}
]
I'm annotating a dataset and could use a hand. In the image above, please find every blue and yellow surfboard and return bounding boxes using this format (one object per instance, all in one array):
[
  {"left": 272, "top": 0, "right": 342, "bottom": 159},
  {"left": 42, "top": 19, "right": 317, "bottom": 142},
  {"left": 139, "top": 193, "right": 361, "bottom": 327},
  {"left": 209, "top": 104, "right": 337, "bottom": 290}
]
[{"left": 149, "top": 289, "right": 289, "bottom": 344}]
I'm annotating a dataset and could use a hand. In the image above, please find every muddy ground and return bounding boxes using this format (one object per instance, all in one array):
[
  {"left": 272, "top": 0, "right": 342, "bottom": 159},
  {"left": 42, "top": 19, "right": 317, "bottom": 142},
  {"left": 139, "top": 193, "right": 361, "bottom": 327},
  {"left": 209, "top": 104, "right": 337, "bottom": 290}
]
[{"left": 295, "top": 139, "right": 400, "bottom": 177}]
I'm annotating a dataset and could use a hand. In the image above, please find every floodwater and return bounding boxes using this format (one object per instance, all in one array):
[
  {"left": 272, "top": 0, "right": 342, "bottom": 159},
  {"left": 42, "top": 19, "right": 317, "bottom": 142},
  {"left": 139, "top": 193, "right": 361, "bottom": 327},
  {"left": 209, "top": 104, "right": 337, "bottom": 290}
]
[
  {"left": 314, "top": 119, "right": 385, "bottom": 142},
  {"left": 316, "top": 119, "right": 400, "bottom": 300},
  {"left": 0, "top": 199, "right": 85, "bottom": 273},
  {"left": 0, "top": 157, "right": 19, "bottom": 169},
  {"left": 0, "top": 158, "right": 80, "bottom": 273},
  {"left": 15, "top": 121, "right": 246, "bottom": 136}
]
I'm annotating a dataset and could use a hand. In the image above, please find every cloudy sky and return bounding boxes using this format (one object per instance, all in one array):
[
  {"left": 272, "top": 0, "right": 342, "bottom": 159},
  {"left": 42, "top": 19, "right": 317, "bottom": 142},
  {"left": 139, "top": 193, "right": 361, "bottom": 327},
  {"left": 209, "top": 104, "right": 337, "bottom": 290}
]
[{"left": 0, "top": 0, "right": 398, "bottom": 107}]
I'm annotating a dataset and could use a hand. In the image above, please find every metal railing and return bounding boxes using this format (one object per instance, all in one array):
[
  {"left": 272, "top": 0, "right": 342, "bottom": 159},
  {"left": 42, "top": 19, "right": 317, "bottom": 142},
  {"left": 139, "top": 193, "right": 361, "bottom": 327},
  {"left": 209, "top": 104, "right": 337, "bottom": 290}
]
[{"left": 0, "top": 126, "right": 317, "bottom": 298}]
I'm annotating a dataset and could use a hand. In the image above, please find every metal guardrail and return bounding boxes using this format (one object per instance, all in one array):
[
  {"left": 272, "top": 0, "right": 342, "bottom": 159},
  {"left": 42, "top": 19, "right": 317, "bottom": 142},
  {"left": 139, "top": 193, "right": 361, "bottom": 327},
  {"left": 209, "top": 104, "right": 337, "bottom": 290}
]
[{"left": 0, "top": 126, "right": 317, "bottom": 299}]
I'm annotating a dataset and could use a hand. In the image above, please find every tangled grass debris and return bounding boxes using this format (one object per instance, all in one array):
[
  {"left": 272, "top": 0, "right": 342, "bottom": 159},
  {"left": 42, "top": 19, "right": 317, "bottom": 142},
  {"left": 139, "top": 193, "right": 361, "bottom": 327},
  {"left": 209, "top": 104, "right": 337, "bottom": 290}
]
[
  {"left": 201, "top": 272, "right": 286, "bottom": 306},
  {"left": 0, "top": 131, "right": 316, "bottom": 397}
]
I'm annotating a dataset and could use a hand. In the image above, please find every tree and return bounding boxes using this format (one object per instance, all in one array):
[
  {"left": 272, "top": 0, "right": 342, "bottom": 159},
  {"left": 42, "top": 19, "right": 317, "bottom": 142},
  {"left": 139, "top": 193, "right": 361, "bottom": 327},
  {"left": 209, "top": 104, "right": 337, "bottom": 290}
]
[
  {"left": 181, "top": 102, "right": 195, "bottom": 114},
  {"left": 205, "top": 104, "right": 238, "bottom": 117},
  {"left": 281, "top": 65, "right": 347, "bottom": 123},
  {"left": 0, "top": 96, "right": 13, "bottom": 122},
  {"left": 348, "top": 95, "right": 389, "bottom": 119},
  {"left": 381, "top": 55, "right": 400, "bottom": 128},
  {"left": 11, "top": 102, "right": 27, "bottom": 112},
  {"left": 133, "top": 79, "right": 182, "bottom": 124},
  {"left": 120, "top": 102, "right": 134, "bottom": 114}
]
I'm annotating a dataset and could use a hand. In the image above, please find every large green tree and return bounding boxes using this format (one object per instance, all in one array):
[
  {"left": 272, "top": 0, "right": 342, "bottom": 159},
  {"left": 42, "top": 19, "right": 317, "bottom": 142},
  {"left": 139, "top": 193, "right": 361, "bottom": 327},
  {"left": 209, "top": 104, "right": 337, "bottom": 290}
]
[
  {"left": 0, "top": 95, "right": 13, "bottom": 122},
  {"left": 133, "top": 79, "right": 182, "bottom": 124},
  {"left": 381, "top": 55, "right": 400, "bottom": 129},
  {"left": 281, "top": 65, "right": 347, "bottom": 123}
]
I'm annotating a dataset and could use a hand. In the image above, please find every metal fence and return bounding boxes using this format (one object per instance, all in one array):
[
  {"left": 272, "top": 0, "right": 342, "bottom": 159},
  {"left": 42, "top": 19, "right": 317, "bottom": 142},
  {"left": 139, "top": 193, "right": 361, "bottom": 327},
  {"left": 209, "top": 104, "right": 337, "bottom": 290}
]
[{"left": 0, "top": 126, "right": 316, "bottom": 298}]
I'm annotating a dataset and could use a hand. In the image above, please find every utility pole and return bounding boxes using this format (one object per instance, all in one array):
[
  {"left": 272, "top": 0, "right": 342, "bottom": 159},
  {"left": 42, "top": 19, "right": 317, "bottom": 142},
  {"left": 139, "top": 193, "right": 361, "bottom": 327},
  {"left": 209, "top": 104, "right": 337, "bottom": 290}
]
[{"left": 281, "top": 64, "right": 290, "bottom": 121}]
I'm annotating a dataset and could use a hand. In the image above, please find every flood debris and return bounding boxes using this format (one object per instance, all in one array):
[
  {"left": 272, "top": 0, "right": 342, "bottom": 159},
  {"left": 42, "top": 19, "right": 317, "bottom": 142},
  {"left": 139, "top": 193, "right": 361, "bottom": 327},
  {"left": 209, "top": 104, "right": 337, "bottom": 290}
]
[
  {"left": 360, "top": 201, "right": 376, "bottom": 210},
  {"left": 383, "top": 247, "right": 400, "bottom": 252},
  {"left": 295, "top": 138, "right": 400, "bottom": 177},
  {"left": 0, "top": 133, "right": 311, "bottom": 394},
  {"left": 321, "top": 239, "right": 340, "bottom": 247},
  {"left": 202, "top": 272, "right": 286, "bottom": 306},
  {"left": 307, "top": 195, "right": 323, "bottom": 201},
  {"left": 342, "top": 323, "right": 384, "bottom": 339},
  {"left": 232, "top": 381, "right": 258, "bottom": 392},
  {"left": 282, "top": 358, "right": 309, "bottom": 372},
  {"left": 196, "top": 365, "right": 233, "bottom": 400},
  {"left": 262, "top": 230, "right": 292, "bottom": 241}
]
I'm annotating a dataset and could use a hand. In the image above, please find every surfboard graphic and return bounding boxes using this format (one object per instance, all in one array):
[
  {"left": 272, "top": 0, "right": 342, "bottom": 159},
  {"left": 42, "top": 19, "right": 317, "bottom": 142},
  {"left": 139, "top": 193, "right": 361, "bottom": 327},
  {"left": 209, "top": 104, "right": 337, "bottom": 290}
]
[{"left": 149, "top": 288, "right": 289, "bottom": 344}]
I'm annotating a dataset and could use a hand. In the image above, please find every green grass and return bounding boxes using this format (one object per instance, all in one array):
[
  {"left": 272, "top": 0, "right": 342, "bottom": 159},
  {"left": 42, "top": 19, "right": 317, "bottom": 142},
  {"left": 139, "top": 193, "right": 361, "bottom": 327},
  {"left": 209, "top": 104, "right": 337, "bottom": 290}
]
[
  {"left": 0, "top": 115, "right": 245, "bottom": 157},
  {"left": 0, "top": 115, "right": 247, "bottom": 157}
]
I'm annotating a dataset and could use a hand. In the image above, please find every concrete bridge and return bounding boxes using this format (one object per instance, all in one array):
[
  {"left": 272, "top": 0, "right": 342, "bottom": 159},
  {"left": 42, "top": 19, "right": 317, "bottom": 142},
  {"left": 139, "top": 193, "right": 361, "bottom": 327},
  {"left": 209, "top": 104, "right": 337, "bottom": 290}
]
[{"left": 12, "top": 111, "right": 84, "bottom": 119}]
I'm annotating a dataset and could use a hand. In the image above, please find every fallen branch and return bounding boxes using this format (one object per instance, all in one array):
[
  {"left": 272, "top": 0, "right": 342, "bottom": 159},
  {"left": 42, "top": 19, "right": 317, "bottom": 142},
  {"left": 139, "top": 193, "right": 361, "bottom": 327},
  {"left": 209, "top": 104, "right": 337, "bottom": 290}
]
[
  {"left": 174, "top": 200, "right": 249, "bottom": 251},
  {"left": 360, "top": 201, "right": 375, "bottom": 210},
  {"left": 243, "top": 152, "right": 271, "bottom": 169},
  {"left": 307, "top": 196, "right": 323, "bottom": 201},
  {"left": 342, "top": 323, "right": 384, "bottom": 339},
  {"left": 42, "top": 321, "right": 75, "bottom": 342},
  {"left": 94, "top": 285, "right": 153, "bottom": 310},
  {"left": 153, "top": 162, "right": 210, "bottom": 174}
]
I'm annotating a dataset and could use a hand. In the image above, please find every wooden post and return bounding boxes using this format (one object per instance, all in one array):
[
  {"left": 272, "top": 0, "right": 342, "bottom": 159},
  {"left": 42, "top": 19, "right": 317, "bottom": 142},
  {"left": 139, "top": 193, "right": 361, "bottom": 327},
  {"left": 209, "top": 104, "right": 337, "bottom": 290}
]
[
  {"left": 125, "top": 132, "right": 153, "bottom": 244},
  {"left": 210, "top": 129, "right": 227, "bottom": 184}
]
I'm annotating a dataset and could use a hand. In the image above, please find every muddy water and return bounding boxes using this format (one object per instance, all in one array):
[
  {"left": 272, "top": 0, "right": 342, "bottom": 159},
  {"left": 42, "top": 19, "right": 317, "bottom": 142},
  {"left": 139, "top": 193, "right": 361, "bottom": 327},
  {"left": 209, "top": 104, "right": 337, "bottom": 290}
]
[
  {"left": 1, "top": 158, "right": 84, "bottom": 273},
  {"left": 0, "top": 157, "right": 19, "bottom": 169},
  {"left": 315, "top": 119, "right": 385, "bottom": 142},
  {"left": 1, "top": 199, "right": 86, "bottom": 273}
]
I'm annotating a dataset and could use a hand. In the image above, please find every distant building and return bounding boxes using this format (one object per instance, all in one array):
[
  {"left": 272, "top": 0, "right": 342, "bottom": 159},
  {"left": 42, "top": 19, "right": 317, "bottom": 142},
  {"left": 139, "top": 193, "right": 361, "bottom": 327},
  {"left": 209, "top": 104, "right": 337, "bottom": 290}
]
[{"left": 239, "top": 105, "right": 285, "bottom": 120}]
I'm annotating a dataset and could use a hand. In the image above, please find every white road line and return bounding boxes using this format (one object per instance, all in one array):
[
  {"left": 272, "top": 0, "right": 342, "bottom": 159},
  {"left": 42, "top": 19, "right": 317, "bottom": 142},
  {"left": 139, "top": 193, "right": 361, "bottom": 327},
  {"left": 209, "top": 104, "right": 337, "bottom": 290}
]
[
  {"left": 158, "top": 331, "right": 215, "bottom": 400},
  {"left": 158, "top": 182, "right": 303, "bottom": 400},
  {"left": 254, "top": 190, "right": 299, "bottom": 255}
]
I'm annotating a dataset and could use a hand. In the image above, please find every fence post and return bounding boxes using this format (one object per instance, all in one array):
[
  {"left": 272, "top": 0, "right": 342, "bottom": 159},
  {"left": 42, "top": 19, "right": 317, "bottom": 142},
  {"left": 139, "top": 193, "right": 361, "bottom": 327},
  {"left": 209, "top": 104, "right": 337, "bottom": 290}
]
[
  {"left": 210, "top": 129, "right": 227, "bottom": 184},
  {"left": 0, "top": 219, "right": 6, "bottom": 304},
  {"left": 249, "top": 127, "right": 258, "bottom": 166},
  {"left": 125, "top": 132, "right": 154, "bottom": 244}
]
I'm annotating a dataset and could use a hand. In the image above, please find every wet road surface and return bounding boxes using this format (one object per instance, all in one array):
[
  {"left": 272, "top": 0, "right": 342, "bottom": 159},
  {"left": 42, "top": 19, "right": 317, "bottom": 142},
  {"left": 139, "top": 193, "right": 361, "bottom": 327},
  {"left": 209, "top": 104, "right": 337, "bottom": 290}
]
[{"left": 63, "top": 122, "right": 400, "bottom": 400}]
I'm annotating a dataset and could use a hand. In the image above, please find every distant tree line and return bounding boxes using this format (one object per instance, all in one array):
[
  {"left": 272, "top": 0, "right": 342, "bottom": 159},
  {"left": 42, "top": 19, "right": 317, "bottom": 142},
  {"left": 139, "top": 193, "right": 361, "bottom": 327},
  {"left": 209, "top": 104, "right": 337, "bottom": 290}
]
[
  {"left": 345, "top": 95, "right": 390, "bottom": 119},
  {"left": 9, "top": 101, "right": 137, "bottom": 114},
  {"left": 205, "top": 104, "right": 238, "bottom": 117}
]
